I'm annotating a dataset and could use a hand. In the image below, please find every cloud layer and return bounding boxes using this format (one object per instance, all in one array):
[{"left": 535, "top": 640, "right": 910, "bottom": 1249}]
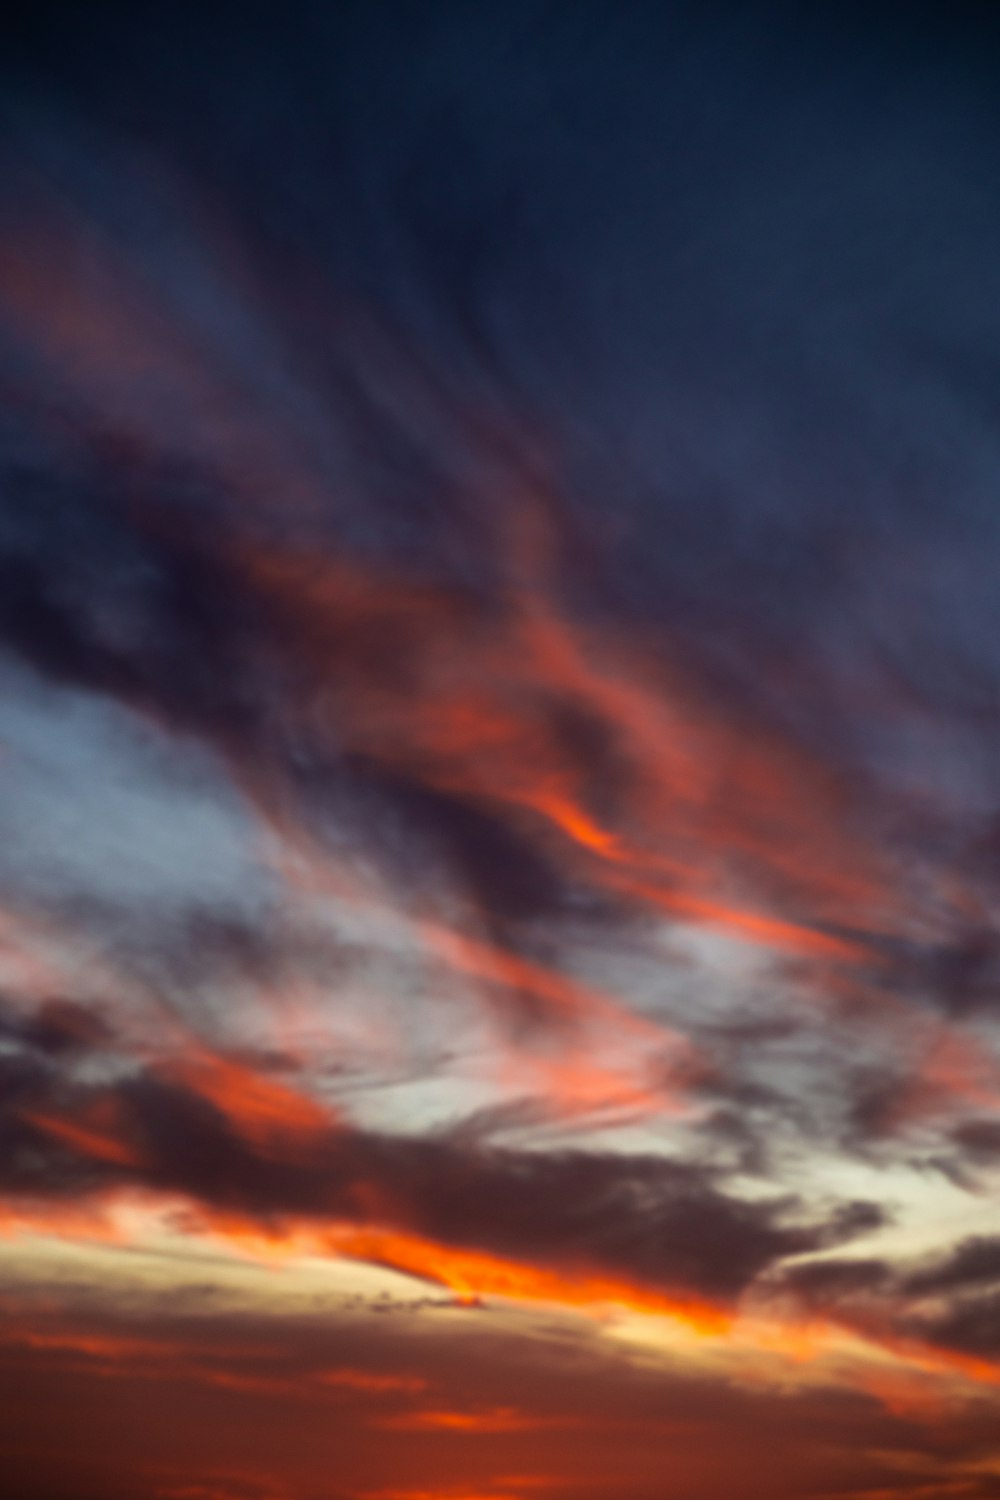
[{"left": 3, "top": 3, "right": 1000, "bottom": 1497}]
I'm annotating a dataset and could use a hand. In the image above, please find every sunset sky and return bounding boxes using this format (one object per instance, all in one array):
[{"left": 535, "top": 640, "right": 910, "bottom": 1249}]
[{"left": 2, "top": 4, "right": 1000, "bottom": 1498}]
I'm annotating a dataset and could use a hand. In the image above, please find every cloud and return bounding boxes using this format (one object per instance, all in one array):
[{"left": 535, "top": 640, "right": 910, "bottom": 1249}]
[
  {"left": 905, "top": 1291, "right": 1000, "bottom": 1364},
  {"left": 3, "top": 3, "right": 1000, "bottom": 1496},
  {"left": 902, "top": 1238, "right": 1000, "bottom": 1299},
  {"left": 3, "top": 1041, "right": 833, "bottom": 1307},
  {"left": 953, "top": 1118, "right": 1000, "bottom": 1163},
  {"left": 3, "top": 1265, "right": 1000, "bottom": 1500},
  {"left": 770, "top": 1233, "right": 1000, "bottom": 1379}
]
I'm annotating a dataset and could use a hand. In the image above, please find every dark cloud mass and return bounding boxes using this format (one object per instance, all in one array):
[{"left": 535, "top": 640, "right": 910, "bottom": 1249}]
[
  {"left": 3, "top": 2, "right": 1000, "bottom": 1498},
  {"left": 1, "top": 1039, "right": 827, "bottom": 1302}
]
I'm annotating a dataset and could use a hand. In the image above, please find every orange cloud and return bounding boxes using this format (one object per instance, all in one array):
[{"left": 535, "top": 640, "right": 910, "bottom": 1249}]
[
  {"left": 238, "top": 518, "right": 888, "bottom": 973},
  {"left": 378, "top": 1408, "right": 566, "bottom": 1434},
  {"left": 364, "top": 1491, "right": 525, "bottom": 1500},
  {"left": 159, "top": 1048, "right": 337, "bottom": 1153},
  {"left": 316, "top": 1369, "right": 428, "bottom": 1394},
  {"left": 21, "top": 1105, "right": 145, "bottom": 1169},
  {"left": 321, "top": 1223, "right": 735, "bottom": 1335}
]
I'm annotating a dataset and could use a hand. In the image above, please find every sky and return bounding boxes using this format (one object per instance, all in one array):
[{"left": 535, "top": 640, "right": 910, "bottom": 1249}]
[{"left": 2, "top": 3, "right": 1000, "bottom": 1497}]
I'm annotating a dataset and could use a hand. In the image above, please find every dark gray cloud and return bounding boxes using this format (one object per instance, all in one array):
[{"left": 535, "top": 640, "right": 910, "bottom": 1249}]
[
  {"left": 902, "top": 1237, "right": 1000, "bottom": 1299},
  {"left": 774, "top": 1233, "right": 1000, "bottom": 1370},
  {"left": 906, "top": 1289, "right": 1000, "bottom": 1361},
  {"left": 954, "top": 1117, "right": 1000, "bottom": 1161},
  {"left": 1, "top": 1042, "right": 846, "bottom": 1302}
]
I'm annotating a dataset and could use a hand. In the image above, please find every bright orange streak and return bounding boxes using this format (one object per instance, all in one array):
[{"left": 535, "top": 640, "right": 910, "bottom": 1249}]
[
  {"left": 379, "top": 1407, "right": 562, "bottom": 1433},
  {"left": 5, "top": 1189, "right": 1000, "bottom": 1414},
  {"left": 186, "top": 1209, "right": 1000, "bottom": 1405},
  {"left": 323, "top": 1224, "right": 733, "bottom": 1335}
]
